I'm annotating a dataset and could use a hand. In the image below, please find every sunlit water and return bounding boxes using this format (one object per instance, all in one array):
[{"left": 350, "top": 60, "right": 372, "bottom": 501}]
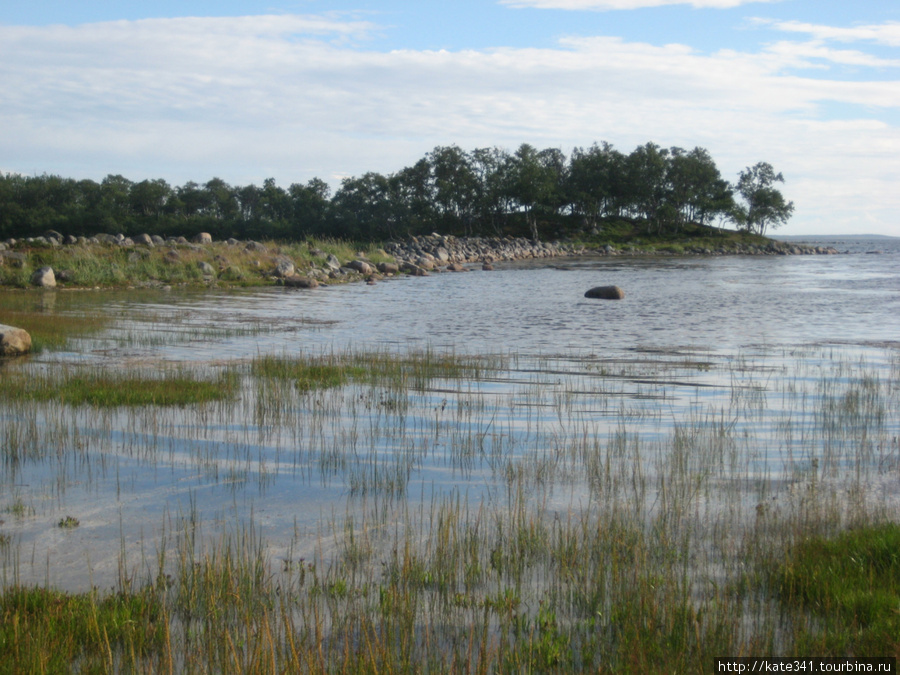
[{"left": 1, "top": 238, "right": 898, "bottom": 590}]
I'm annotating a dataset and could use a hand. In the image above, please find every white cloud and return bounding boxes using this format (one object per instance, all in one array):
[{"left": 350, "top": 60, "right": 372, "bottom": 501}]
[
  {"left": 759, "top": 19, "right": 900, "bottom": 47},
  {"left": 501, "top": 0, "right": 777, "bottom": 10},
  {"left": 0, "top": 14, "right": 898, "bottom": 234}
]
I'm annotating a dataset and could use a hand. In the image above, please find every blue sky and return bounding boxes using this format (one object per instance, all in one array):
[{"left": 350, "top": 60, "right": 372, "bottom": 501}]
[{"left": 2, "top": 0, "right": 898, "bottom": 235}]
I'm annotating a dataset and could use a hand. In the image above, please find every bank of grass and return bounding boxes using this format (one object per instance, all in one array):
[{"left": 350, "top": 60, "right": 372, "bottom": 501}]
[
  {"left": 0, "top": 238, "right": 393, "bottom": 290},
  {"left": 0, "top": 367, "right": 239, "bottom": 407}
]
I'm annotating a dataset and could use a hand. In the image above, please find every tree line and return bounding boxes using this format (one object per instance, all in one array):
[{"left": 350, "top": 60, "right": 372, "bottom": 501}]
[{"left": 0, "top": 142, "right": 794, "bottom": 242}]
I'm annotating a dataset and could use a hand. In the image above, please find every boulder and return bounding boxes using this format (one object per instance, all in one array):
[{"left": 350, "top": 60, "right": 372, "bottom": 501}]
[
  {"left": 31, "top": 266, "right": 56, "bottom": 289},
  {"left": 133, "top": 233, "right": 154, "bottom": 246},
  {"left": 585, "top": 285, "right": 625, "bottom": 300},
  {"left": 376, "top": 262, "right": 399, "bottom": 275},
  {"left": 273, "top": 258, "right": 296, "bottom": 278},
  {"left": 197, "top": 261, "right": 216, "bottom": 276},
  {"left": 445, "top": 262, "right": 465, "bottom": 272},
  {"left": 283, "top": 275, "right": 319, "bottom": 289},
  {"left": 0, "top": 324, "right": 32, "bottom": 356},
  {"left": 346, "top": 260, "right": 374, "bottom": 275},
  {"left": 193, "top": 232, "right": 213, "bottom": 244}
]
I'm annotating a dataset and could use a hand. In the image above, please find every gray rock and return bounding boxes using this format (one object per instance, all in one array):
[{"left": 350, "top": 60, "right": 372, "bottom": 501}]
[
  {"left": 273, "top": 258, "right": 295, "bottom": 278},
  {"left": 133, "top": 233, "right": 154, "bottom": 246},
  {"left": 245, "top": 241, "right": 267, "bottom": 253},
  {"left": 283, "top": 275, "right": 319, "bottom": 289},
  {"left": 325, "top": 254, "right": 342, "bottom": 271},
  {"left": 194, "top": 232, "right": 213, "bottom": 244},
  {"left": 0, "top": 324, "right": 32, "bottom": 356},
  {"left": 376, "top": 262, "right": 399, "bottom": 275},
  {"left": 197, "top": 261, "right": 216, "bottom": 276},
  {"left": 346, "top": 260, "right": 374, "bottom": 275},
  {"left": 31, "top": 266, "right": 56, "bottom": 289},
  {"left": 584, "top": 285, "right": 625, "bottom": 300}
]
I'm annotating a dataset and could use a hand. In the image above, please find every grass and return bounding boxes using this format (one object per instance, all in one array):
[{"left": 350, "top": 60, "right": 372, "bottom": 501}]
[
  {"left": 771, "top": 522, "right": 900, "bottom": 656},
  {"left": 0, "top": 586, "right": 166, "bottom": 674},
  {"left": 0, "top": 237, "right": 394, "bottom": 290},
  {"left": 0, "top": 337, "right": 897, "bottom": 671},
  {"left": 0, "top": 367, "right": 240, "bottom": 407},
  {"left": 251, "top": 349, "right": 495, "bottom": 392}
]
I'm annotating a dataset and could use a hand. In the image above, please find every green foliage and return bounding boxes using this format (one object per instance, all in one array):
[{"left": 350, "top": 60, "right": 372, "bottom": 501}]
[
  {"left": 0, "top": 141, "right": 789, "bottom": 243},
  {"left": 733, "top": 162, "right": 795, "bottom": 235}
]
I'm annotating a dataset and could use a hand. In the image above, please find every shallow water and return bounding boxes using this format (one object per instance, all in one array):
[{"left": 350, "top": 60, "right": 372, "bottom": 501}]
[{"left": 1, "top": 241, "right": 898, "bottom": 590}]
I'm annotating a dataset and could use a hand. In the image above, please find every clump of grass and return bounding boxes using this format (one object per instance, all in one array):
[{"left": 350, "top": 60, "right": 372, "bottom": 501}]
[
  {"left": 771, "top": 522, "right": 900, "bottom": 656},
  {"left": 57, "top": 515, "right": 80, "bottom": 529},
  {"left": 0, "top": 367, "right": 240, "bottom": 407},
  {"left": 252, "top": 355, "right": 357, "bottom": 392},
  {"left": 252, "top": 349, "right": 494, "bottom": 393},
  {"left": 0, "top": 586, "right": 166, "bottom": 674}
]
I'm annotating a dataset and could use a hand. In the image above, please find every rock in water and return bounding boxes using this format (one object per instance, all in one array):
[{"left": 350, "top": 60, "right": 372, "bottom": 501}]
[
  {"left": 0, "top": 324, "right": 32, "bottom": 356},
  {"left": 584, "top": 285, "right": 625, "bottom": 300}
]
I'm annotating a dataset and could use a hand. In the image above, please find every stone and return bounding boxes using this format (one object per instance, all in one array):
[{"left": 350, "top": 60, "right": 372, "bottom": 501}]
[
  {"left": 133, "top": 233, "right": 154, "bottom": 246},
  {"left": 194, "top": 232, "right": 213, "bottom": 244},
  {"left": 273, "top": 259, "right": 295, "bottom": 278},
  {"left": 283, "top": 275, "right": 319, "bottom": 289},
  {"left": 482, "top": 262, "right": 494, "bottom": 271},
  {"left": 445, "top": 262, "right": 465, "bottom": 272},
  {"left": 584, "top": 285, "right": 625, "bottom": 300},
  {"left": 31, "top": 266, "right": 56, "bottom": 288},
  {"left": 197, "top": 261, "right": 216, "bottom": 276},
  {"left": 376, "top": 262, "right": 399, "bottom": 275},
  {"left": 245, "top": 241, "right": 267, "bottom": 253},
  {"left": 0, "top": 324, "right": 32, "bottom": 356},
  {"left": 324, "top": 254, "right": 342, "bottom": 271},
  {"left": 346, "top": 260, "right": 374, "bottom": 275},
  {"left": 220, "top": 265, "right": 245, "bottom": 281}
]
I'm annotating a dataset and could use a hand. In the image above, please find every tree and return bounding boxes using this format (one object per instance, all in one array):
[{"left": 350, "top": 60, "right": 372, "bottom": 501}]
[
  {"left": 733, "top": 162, "right": 794, "bottom": 235},
  {"left": 665, "top": 147, "right": 734, "bottom": 230},
  {"left": 506, "top": 144, "right": 565, "bottom": 241}
]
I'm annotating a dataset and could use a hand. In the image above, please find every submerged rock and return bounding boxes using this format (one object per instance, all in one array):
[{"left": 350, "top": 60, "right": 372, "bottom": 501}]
[
  {"left": 585, "top": 285, "right": 625, "bottom": 300},
  {"left": 0, "top": 324, "right": 32, "bottom": 356}
]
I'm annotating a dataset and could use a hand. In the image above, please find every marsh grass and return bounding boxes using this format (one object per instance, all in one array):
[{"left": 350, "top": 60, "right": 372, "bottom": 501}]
[
  {"left": 770, "top": 522, "right": 900, "bottom": 656},
  {"left": 0, "top": 586, "right": 166, "bottom": 674},
  {"left": 0, "top": 366, "right": 239, "bottom": 407},
  {"left": 251, "top": 349, "right": 497, "bottom": 393},
  {"left": 0, "top": 345, "right": 897, "bottom": 671}
]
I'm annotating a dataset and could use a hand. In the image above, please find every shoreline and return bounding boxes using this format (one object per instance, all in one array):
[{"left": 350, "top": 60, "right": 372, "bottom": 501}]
[{"left": 0, "top": 231, "right": 842, "bottom": 292}]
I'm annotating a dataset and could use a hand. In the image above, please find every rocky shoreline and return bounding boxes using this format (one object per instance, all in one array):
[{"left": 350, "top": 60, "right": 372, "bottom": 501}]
[{"left": 0, "top": 230, "right": 843, "bottom": 293}]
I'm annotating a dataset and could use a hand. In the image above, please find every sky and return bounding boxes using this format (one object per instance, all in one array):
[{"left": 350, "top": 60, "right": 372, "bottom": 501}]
[{"left": 1, "top": 1, "right": 898, "bottom": 236}]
